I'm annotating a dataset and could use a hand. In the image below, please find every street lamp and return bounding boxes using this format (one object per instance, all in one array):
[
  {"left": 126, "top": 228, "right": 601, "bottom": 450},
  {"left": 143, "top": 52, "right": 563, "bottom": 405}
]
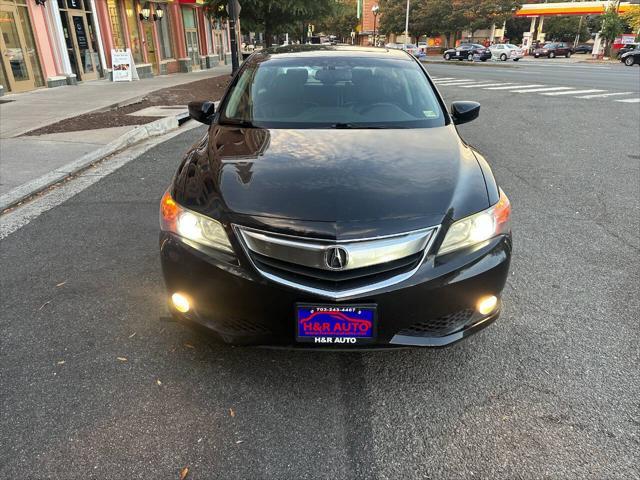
[{"left": 372, "top": 4, "right": 379, "bottom": 47}]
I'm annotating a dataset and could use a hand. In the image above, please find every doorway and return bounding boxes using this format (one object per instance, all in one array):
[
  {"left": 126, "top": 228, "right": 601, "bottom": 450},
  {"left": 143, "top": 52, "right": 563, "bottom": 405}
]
[
  {"left": 0, "top": 4, "right": 36, "bottom": 92},
  {"left": 59, "top": 0, "right": 100, "bottom": 81},
  {"left": 142, "top": 22, "right": 159, "bottom": 75},
  {"left": 181, "top": 7, "right": 200, "bottom": 70}
]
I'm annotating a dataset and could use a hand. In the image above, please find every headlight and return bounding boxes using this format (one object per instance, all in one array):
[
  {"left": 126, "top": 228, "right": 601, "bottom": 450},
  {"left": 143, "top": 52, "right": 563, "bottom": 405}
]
[
  {"left": 160, "top": 189, "right": 233, "bottom": 253},
  {"left": 438, "top": 189, "right": 511, "bottom": 255}
]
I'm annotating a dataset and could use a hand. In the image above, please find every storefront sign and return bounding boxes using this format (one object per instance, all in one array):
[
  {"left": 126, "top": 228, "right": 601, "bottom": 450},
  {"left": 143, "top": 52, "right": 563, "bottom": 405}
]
[{"left": 111, "top": 49, "right": 133, "bottom": 82}]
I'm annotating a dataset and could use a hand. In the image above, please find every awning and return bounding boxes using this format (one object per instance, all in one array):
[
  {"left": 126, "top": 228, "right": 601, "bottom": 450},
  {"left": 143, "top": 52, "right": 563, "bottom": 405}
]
[{"left": 515, "top": 1, "right": 634, "bottom": 16}]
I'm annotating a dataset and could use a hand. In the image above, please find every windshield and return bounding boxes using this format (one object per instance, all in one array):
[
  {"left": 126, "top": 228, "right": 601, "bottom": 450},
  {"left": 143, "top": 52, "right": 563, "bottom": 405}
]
[{"left": 220, "top": 55, "right": 445, "bottom": 129}]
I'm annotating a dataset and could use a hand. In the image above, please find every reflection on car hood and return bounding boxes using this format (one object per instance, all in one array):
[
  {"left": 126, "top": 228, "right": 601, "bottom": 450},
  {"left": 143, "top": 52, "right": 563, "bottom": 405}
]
[{"left": 173, "top": 125, "right": 490, "bottom": 236}]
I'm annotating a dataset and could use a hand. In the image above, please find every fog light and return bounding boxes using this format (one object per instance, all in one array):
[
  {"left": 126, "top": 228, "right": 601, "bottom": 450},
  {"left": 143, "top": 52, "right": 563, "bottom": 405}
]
[
  {"left": 477, "top": 295, "right": 498, "bottom": 315},
  {"left": 171, "top": 292, "right": 190, "bottom": 313}
]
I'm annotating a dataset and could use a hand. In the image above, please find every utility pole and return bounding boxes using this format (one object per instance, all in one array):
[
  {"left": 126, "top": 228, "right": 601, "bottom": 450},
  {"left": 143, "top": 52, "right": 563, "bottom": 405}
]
[
  {"left": 227, "top": 0, "right": 241, "bottom": 74},
  {"left": 404, "top": 0, "right": 410, "bottom": 43}
]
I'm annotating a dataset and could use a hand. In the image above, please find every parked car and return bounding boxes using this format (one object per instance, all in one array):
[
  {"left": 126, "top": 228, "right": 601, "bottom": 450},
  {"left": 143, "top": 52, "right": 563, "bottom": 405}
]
[
  {"left": 620, "top": 46, "right": 640, "bottom": 66},
  {"left": 534, "top": 42, "right": 573, "bottom": 58},
  {"left": 385, "top": 43, "right": 400, "bottom": 50},
  {"left": 617, "top": 43, "right": 639, "bottom": 58},
  {"left": 163, "top": 45, "right": 512, "bottom": 348},
  {"left": 489, "top": 43, "right": 524, "bottom": 61},
  {"left": 417, "top": 41, "right": 428, "bottom": 54},
  {"left": 443, "top": 44, "right": 491, "bottom": 61},
  {"left": 574, "top": 44, "right": 593, "bottom": 54},
  {"left": 400, "top": 43, "right": 420, "bottom": 56}
]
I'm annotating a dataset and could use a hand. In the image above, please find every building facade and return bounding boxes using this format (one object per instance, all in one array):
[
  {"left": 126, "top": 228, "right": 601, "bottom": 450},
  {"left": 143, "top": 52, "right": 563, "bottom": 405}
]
[{"left": 0, "top": 0, "right": 232, "bottom": 95}]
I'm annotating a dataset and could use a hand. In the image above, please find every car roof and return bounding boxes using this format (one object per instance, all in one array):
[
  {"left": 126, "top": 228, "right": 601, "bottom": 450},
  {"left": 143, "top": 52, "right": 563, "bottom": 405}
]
[{"left": 257, "top": 44, "right": 412, "bottom": 60}]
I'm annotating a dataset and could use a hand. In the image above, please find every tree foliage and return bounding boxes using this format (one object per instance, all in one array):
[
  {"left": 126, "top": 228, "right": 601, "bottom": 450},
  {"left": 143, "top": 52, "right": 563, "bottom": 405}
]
[
  {"left": 205, "top": 0, "right": 336, "bottom": 45},
  {"left": 316, "top": 0, "right": 359, "bottom": 41},
  {"left": 379, "top": 0, "right": 520, "bottom": 39},
  {"left": 600, "top": 5, "right": 626, "bottom": 54},
  {"left": 622, "top": 5, "right": 640, "bottom": 36}
]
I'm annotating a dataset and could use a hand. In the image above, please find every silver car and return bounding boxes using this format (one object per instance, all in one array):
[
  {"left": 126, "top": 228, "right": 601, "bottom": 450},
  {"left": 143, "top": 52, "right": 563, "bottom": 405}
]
[{"left": 490, "top": 44, "right": 524, "bottom": 61}]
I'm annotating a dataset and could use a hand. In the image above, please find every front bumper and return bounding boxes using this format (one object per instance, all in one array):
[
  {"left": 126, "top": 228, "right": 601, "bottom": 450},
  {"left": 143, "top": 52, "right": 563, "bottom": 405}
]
[{"left": 160, "top": 232, "right": 512, "bottom": 347}]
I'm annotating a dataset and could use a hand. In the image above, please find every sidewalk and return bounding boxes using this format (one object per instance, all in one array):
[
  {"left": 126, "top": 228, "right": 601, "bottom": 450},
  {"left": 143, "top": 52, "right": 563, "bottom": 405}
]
[{"left": 0, "top": 66, "right": 230, "bottom": 210}]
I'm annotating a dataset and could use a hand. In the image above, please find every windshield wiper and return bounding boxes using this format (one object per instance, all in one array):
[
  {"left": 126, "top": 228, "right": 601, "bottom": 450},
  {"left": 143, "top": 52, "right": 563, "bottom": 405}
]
[{"left": 330, "top": 123, "right": 391, "bottom": 129}]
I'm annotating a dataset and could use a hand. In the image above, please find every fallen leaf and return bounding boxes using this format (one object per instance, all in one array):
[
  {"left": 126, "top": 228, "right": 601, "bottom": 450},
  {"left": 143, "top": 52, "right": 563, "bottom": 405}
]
[
  {"left": 57, "top": 360, "right": 65, "bottom": 365},
  {"left": 56, "top": 281, "right": 67, "bottom": 287},
  {"left": 184, "top": 343, "right": 195, "bottom": 349},
  {"left": 117, "top": 357, "right": 128, "bottom": 362},
  {"left": 229, "top": 408, "right": 235, "bottom": 417},
  {"left": 128, "top": 332, "right": 137, "bottom": 338},
  {"left": 179, "top": 466, "right": 189, "bottom": 480},
  {"left": 157, "top": 379, "right": 162, "bottom": 386},
  {"left": 38, "top": 301, "right": 51, "bottom": 311}
]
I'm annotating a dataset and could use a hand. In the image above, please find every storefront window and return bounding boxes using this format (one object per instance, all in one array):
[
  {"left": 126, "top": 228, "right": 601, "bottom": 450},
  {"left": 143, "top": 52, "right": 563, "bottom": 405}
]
[
  {"left": 16, "top": 5, "right": 44, "bottom": 87},
  {"left": 123, "top": 0, "right": 143, "bottom": 63},
  {"left": 156, "top": 6, "right": 173, "bottom": 59},
  {"left": 106, "top": 0, "right": 126, "bottom": 49}
]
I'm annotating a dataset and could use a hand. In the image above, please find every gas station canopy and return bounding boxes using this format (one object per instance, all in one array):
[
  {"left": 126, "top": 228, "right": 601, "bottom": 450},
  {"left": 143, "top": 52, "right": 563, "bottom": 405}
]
[{"left": 515, "top": 1, "right": 635, "bottom": 16}]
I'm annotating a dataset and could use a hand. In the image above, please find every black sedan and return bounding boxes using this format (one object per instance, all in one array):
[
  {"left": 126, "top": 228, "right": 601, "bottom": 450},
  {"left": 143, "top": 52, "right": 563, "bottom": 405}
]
[
  {"left": 574, "top": 44, "right": 593, "bottom": 54},
  {"left": 620, "top": 47, "right": 640, "bottom": 66},
  {"left": 443, "top": 44, "right": 492, "bottom": 61},
  {"left": 617, "top": 43, "right": 639, "bottom": 59},
  {"left": 160, "top": 45, "right": 512, "bottom": 348}
]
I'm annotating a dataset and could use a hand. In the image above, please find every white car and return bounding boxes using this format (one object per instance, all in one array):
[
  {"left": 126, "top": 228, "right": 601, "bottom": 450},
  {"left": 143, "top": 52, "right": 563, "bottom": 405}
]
[{"left": 490, "top": 43, "right": 524, "bottom": 61}]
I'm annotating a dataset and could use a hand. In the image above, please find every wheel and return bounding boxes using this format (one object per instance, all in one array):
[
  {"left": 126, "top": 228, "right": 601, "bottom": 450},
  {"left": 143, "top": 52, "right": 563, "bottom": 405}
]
[
  {"left": 513, "top": 58, "right": 520, "bottom": 61},
  {"left": 625, "top": 56, "right": 635, "bottom": 66},
  {"left": 566, "top": 51, "right": 571, "bottom": 58},
  {"left": 500, "top": 53, "right": 507, "bottom": 61},
  {"left": 444, "top": 53, "right": 451, "bottom": 60},
  {"left": 549, "top": 52, "right": 556, "bottom": 58},
  {"left": 534, "top": 54, "right": 539, "bottom": 58},
  {"left": 481, "top": 58, "right": 488, "bottom": 62},
  {"left": 467, "top": 53, "right": 474, "bottom": 61}
]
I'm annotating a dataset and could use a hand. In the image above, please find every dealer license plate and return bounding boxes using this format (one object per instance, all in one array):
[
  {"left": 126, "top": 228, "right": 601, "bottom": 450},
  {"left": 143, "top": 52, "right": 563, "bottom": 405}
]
[{"left": 295, "top": 304, "right": 376, "bottom": 345}]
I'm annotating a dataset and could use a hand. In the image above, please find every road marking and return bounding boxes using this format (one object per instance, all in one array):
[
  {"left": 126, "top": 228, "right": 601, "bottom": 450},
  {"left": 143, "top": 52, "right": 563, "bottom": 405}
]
[
  {"left": 430, "top": 77, "right": 456, "bottom": 81},
  {"left": 434, "top": 79, "right": 474, "bottom": 85},
  {"left": 541, "top": 89, "right": 605, "bottom": 96},
  {"left": 576, "top": 92, "right": 634, "bottom": 99},
  {"left": 511, "top": 86, "right": 573, "bottom": 93},
  {"left": 459, "top": 83, "right": 512, "bottom": 88},
  {"left": 616, "top": 98, "right": 640, "bottom": 103},
  {"left": 484, "top": 84, "right": 545, "bottom": 90}
]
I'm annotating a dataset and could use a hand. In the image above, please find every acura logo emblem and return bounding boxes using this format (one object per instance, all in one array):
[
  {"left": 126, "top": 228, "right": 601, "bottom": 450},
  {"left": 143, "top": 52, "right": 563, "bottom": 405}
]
[{"left": 325, "top": 246, "right": 349, "bottom": 270}]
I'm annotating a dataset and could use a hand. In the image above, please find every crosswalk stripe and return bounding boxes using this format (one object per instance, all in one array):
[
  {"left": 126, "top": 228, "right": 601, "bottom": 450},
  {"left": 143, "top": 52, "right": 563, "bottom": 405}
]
[
  {"left": 435, "top": 81, "right": 478, "bottom": 86},
  {"left": 484, "top": 84, "right": 544, "bottom": 90},
  {"left": 541, "top": 89, "right": 605, "bottom": 96},
  {"left": 434, "top": 79, "right": 473, "bottom": 84},
  {"left": 577, "top": 92, "right": 633, "bottom": 99},
  {"left": 616, "top": 98, "right": 640, "bottom": 103},
  {"left": 459, "top": 83, "right": 512, "bottom": 88},
  {"left": 511, "top": 86, "right": 573, "bottom": 93},
  {"left": 431, "top": 77, "right": 456, "bottom": 81}
]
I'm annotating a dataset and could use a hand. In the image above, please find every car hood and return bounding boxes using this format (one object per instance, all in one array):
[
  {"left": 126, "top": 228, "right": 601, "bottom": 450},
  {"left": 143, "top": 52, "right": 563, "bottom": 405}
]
[{"left": 173, "top": 125, "right": 490, "bottom": 237}]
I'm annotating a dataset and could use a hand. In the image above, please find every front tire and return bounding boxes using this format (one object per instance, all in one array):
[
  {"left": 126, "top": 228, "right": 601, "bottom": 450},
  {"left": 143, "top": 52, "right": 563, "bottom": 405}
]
[
  {"left": 444, "top": 53, "right": 451, "bottom": 60},
  {"left": 549, "top": 52, "right": 556, "bottom": 58},
  {"left": 500, "top": 53, "right": 507, "bottom": 61},
  {"left": 513, "top": 58, "right": 520, "bottom": 61},
  {"left": 625, "top": 56, "right": 635, "bottom": 66}
]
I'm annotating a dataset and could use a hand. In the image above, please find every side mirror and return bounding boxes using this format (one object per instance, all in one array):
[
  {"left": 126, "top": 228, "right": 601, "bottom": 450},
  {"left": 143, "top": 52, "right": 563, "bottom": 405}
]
[
  {"left": 188, "top": 100, "right": 216, "bottom": 125},
  {"left": 451, "top": 101, "right": 480, "bottom": 125}
]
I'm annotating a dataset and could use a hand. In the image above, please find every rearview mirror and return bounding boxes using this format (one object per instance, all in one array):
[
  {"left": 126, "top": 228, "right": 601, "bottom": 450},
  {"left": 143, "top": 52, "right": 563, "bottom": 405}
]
[
  {"left": 188, "top": 100, "right": 216, "bottom": 125},
  {"left": 451, "top": 101, "right": 480, "bottom": 125}
]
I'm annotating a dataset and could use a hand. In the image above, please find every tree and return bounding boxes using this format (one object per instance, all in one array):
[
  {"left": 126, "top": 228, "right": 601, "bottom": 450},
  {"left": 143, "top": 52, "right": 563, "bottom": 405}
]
[
  {"left": 600, "top": 5, "right": 626, "bottom": 56},
  {"left": 205, "top": 0, "right": 336, "bottom": 46},
  {"left": 544, "top": 16, "right": 590, "bottom": 43},
  {"left": 622, "top": 5, "right": 640, "bottom": 38},
  {"left": 316, "top": 0, "right": 359, "bottom": 42}
]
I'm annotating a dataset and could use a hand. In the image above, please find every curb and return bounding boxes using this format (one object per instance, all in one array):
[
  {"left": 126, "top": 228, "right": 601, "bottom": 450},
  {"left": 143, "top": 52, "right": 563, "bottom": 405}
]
[{"left": 0, "top": 115, "right": 182, "bottom": 212}]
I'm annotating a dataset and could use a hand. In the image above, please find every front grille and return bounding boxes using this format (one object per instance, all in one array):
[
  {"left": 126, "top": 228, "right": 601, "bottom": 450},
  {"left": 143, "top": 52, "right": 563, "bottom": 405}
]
[
  {"left": 397, "top": 309, "right": 475, "bottom": 337},
  {"left": 235, "top": 225, "right": 439, "bottom": 298}
]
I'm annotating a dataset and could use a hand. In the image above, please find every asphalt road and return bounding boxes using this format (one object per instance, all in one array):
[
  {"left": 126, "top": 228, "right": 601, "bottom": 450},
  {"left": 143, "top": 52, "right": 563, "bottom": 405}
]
[
  {"left": 1, "top": 62, "right": 639, "bottom": 479},
  {"left": 423, "top": 56, "right": 640, "bottom": 92}
]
